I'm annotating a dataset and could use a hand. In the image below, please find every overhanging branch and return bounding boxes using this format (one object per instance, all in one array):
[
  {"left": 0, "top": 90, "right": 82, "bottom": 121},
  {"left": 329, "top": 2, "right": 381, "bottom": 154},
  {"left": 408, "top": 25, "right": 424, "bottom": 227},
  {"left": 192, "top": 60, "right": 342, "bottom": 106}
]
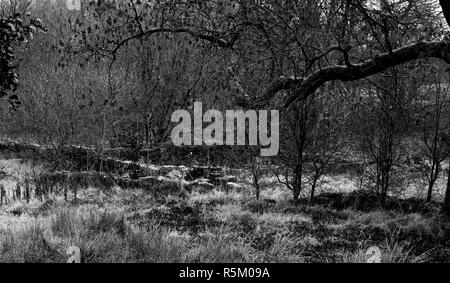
[
  {"left": 112, "top": 27, "right": 240, "bottom": 55},
  {"left": 277, "top": 40, "right": 450, "bottom": 108}
]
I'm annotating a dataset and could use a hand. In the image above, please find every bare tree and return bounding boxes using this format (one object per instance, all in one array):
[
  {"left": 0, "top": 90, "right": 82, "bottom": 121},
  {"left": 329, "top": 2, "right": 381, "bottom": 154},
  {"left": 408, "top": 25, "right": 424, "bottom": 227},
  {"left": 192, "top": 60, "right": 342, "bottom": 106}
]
[{"left": 412, "top": 70, "right": 450, "bottom": 202}]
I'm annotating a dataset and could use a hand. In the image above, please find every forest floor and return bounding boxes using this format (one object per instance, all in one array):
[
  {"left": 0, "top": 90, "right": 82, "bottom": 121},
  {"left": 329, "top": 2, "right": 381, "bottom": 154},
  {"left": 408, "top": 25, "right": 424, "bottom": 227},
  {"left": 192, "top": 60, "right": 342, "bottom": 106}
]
[{"left": 0, "top": 157, "right": 450, "bottom": 263}]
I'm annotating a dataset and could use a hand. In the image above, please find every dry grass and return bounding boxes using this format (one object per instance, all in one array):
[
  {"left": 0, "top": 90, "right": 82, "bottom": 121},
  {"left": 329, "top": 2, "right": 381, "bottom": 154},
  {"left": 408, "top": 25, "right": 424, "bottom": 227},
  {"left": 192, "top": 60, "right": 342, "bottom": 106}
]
[{"left": 0, "top": 157, "right": 449, "bottom": 263}]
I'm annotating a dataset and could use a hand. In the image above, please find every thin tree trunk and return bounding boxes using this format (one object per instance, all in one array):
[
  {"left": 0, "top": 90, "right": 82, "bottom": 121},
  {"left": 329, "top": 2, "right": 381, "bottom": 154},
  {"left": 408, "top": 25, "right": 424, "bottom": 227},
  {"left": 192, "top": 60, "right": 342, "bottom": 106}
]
[
  {"left": 427, "top": 164, "right": 439, "bottom": 202},
  {"left": 0, "top": 185, "right": 4, "bottom": 206},
  {"left": 427, "top": 181, "right": 435, "bottom": 202},
  {"left": 379, "top": 163, "right": 391, "bottom": 207},
  {"left": 25, "top": 181, "right": 30, "bottom": 203},
  {"left": 252, "top": 166, "right": 260, "bottom": 200},
  {"left": 310, "top": 181, "right": 317, "bottom": 203},
  {"left": 442, "top": 168, "right": 450, "bottom": 217},
  {"left": 293, "top": 163, "right": 302, "bottom": 202},
  {"left": 310, "top": 170, "right": 321, "bottom": 203},
  {"left": 254, "top": 177, "right": 260, "bottom": 200}
]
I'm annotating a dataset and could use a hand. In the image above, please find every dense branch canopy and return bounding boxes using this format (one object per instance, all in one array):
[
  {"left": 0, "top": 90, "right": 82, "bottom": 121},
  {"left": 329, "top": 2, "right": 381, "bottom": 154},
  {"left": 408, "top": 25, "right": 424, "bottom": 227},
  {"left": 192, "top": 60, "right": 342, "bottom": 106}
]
[
  {"left": 265, "top": 1, "right": 450, "bottom": 108},
  {"left": 281, "top": 40, "right": 450, "bottom": 108},
  {"left": 69, "top": 0, "right": 450, "bottom": 110}
]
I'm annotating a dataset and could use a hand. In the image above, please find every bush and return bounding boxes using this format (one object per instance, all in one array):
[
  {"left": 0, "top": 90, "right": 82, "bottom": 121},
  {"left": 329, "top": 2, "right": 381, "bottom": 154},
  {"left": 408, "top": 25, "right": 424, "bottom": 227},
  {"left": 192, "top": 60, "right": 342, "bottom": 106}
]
[
  {"left": 227, "top": 212, "right": 258, "bottom": 234},
  {"left": 51, "top": 209, "right": 77, "bottom": 238},
  {"left": 127, "top": 163, "right": 145, "bottom": 180},
  {"left": 1, "top": 225, "right": 63, "bottom": 263},
  {"left": 186, "top": 230, "right": 251, "bottom": 263},
  {"left": 84, "top": 211, "right": 128, "bottom": 237}
]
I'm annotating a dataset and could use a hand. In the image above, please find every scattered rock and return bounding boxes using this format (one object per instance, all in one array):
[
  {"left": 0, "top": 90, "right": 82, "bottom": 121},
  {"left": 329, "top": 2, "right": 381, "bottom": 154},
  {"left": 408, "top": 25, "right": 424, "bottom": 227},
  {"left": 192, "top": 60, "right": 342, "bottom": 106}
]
[
  {"left": 225, "top": 182, "right": 244, "bottom": 191},
  {"left": 166, "top": 170, "right": 183, "bottom": 179},
  {"left": 213, "top": 175, "right": 238, "bottom": 188},
  {"left": 187, "top": 166, "right": 223, "bottom": 180},
  {"left": 197, "top": 181, "right": 215, "bottom": 189},
  {"left": 151, "top": 176, "right": 188, "bottom": 196},
  {"left": 263, "top": 198, "right": 277, "bottom": 206},
  {"left": 189, "top": 180, "right": 215, "bottom": 192}
]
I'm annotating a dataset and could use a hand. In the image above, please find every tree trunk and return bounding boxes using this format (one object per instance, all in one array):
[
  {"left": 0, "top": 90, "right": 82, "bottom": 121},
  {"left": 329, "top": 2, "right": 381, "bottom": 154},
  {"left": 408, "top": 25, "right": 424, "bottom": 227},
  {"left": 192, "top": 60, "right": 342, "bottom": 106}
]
[
  {"left": 380, "top": 181, "right": 388, "bottom": 207},
  {"left": 310, "top": 181, "right": 316, "bottom": 203},
  {"left": 0, "top": 185, "right": 4, "bottom": 206},
  {"left": 442, "top": 168, "right": 450, "bottom": 217},
  {"left": 427, "top": 182, "right": 435, "bottom": 202},
  {"left": 427, "top": 169, "right": 438, "bottom": 202},
  {"left": 251, "top": 156, "right": 261, "bottom": 200},
  {"left": 25, "top": 182, "right": 30, "bottom": 203},
  {"left": 426, "top": 139, "right": 440, "bottom": 202},
  {"left": 293, "top": 164, "right": 302, "bottom": 202},
  {"left": 293, "top": 181, "right": 301, "bottom": 202},
  {"left": 310, "top": 171, "right": 320, "bottom": 203},
  {"left": 252, "top": 169, "right": 260, "bottom": 200}
]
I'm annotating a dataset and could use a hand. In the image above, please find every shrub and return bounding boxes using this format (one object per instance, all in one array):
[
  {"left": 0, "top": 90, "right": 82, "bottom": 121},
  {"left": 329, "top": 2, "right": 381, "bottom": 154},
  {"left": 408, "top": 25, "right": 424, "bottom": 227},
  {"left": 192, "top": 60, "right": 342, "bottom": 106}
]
[
  {"left": 51, "top": 209, "right": 77, "bottom": 238},
  {"left": 1, "top": 225, "right": 63, "bottom": 263},
  {"left": 186, "top": 230, "right": 251, "bottom": 263},
  {"left": 243, "top": 199, "right": 265, "bottom": 213},
  {"left": 227, "top": 212, "right": 258, "bottom": 234},
  {"left": 127, "top": 163, "right": 145, "bottom": 180},
  {"left": 84, "top": 211, "right": 128, "bottom": 238}
]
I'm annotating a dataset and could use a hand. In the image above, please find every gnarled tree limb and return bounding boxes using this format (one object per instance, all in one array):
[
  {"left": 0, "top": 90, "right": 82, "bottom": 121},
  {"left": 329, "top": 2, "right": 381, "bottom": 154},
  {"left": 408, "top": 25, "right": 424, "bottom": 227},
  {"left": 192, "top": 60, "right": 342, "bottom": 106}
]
[
  {"left": 112, "top": 27, "right": 240, "bottom": 55},
  {"left": 258, "top": 1, "right": 450, "bottom": 108},
  {"left": 280, "top": 40, "right": 450, "bottom": 108}
]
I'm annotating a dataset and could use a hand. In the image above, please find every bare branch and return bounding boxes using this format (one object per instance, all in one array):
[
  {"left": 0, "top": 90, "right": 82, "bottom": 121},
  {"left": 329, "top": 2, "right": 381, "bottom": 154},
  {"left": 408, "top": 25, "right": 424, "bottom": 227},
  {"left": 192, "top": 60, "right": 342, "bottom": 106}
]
[
  {"left": 281, "top": 40, "right": 450, "bottom": 108},
  {"left": 111, "top": 27, "right": 240, "bottom": 55}
]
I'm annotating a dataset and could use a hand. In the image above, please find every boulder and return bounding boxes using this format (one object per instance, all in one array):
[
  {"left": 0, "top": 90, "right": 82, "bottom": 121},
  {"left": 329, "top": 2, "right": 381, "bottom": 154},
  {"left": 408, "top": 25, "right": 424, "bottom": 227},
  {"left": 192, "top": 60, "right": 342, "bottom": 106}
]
[
  {"left": 263, "top": 198, "right": 277, "bottom": 206},
  {"left": 190, "top": 180, "right": 215, "bottom": 192},
  {"left": 159, "top": 165, "right": 188, "bottom": 175},
  {"left": 153, "top": 176, "right": 184, "bottom": 196},
  {"left": 225, "top": 182, "right": 244, "bottom": 191},
  {"left": 187, "top": 166, "right": 223, "bottom": 180},
  {"left": 140, "top": 165, "right": 161, "bottom": 176},
  {"left": 139, "top": 176, "right": 158, "bottom": 184},
  {"left": 214, "top": 175, "right": 238, "bottom": 186},
  {"left": 156, "top": 175, "right": 180, "bottom": 185},
  {"left": 166, "top": 170, "right": 183, "bottom": 179}
]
